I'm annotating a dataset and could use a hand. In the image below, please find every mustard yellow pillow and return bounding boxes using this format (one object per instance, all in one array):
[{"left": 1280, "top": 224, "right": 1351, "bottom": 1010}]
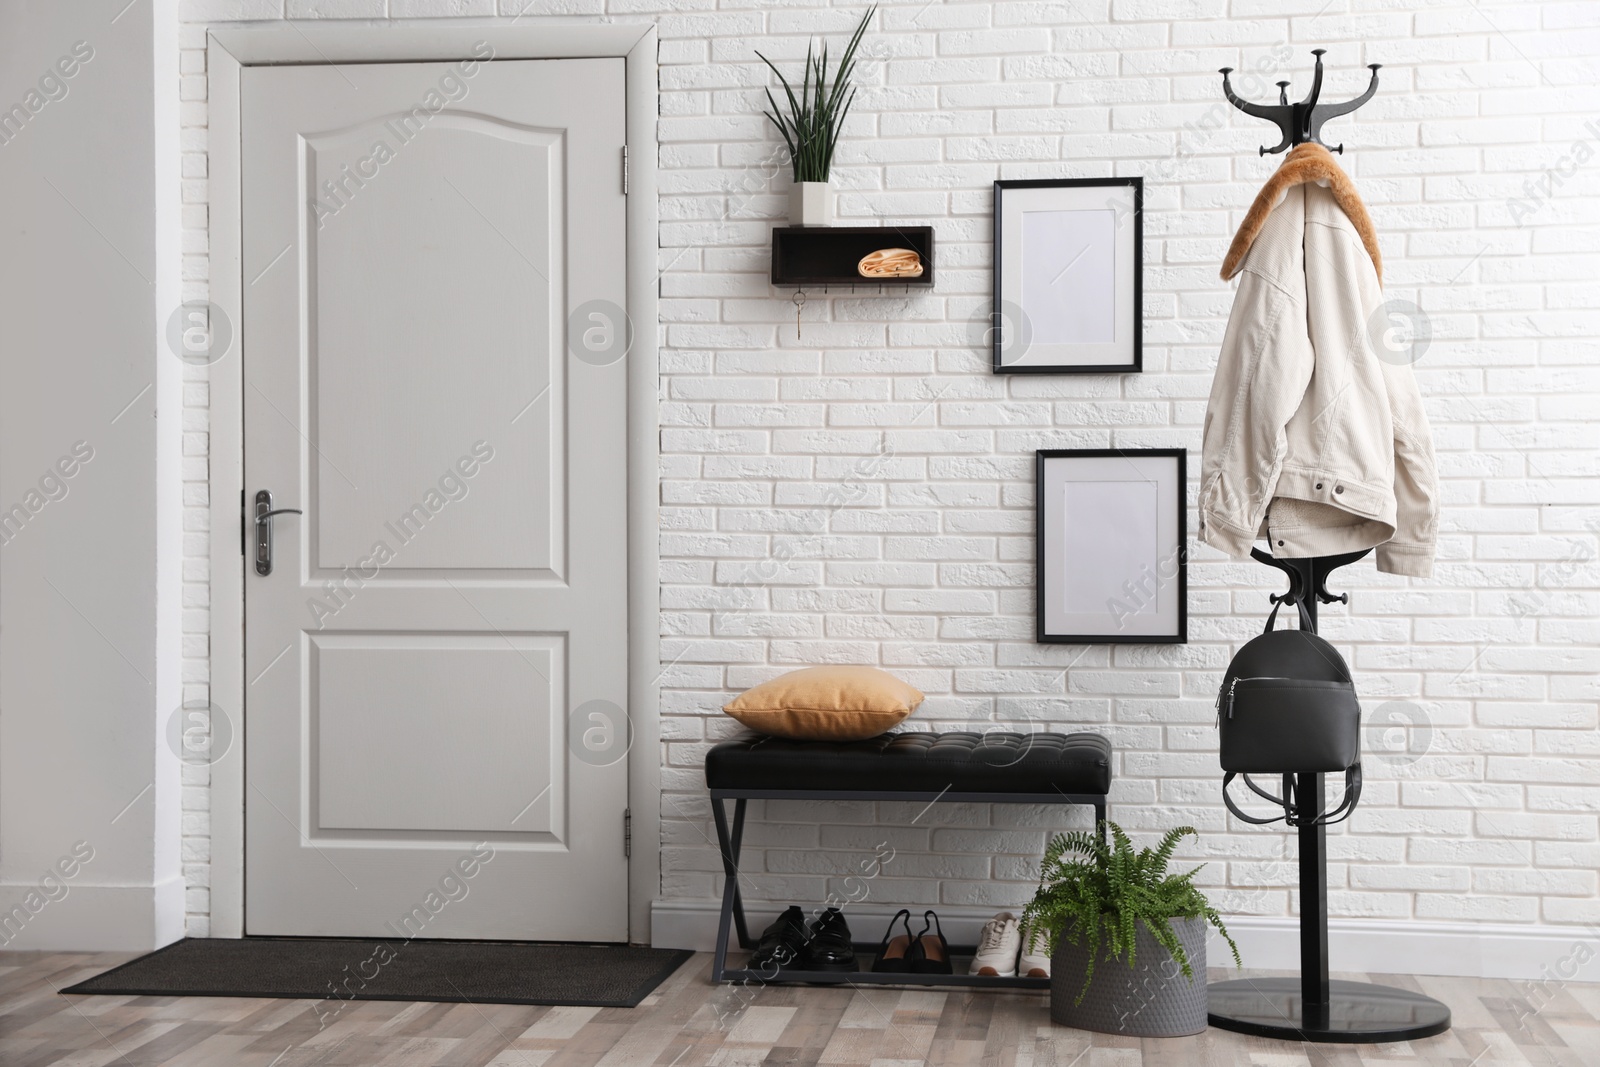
[{"left": 723, "top": 666, "right": 924, "bottom": 741}]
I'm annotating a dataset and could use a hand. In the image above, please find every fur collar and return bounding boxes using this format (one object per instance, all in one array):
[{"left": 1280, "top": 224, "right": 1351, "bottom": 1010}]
[{"left": 1221, "top": 143, "right": 1383, "bottom": 283}]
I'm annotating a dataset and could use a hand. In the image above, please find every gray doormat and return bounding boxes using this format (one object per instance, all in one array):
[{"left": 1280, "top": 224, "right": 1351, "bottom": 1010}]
[{"left": 61, "top": 937, "right": 693, "bottom": 1009}]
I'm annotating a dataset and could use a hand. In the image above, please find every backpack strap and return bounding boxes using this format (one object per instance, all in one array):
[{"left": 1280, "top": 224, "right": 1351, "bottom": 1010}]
[
  {"left": 1316, "top": 762, "right": 1363, "bottom": 826},
  {"left": 1223, "top": 765, "right": 1364, "bottom": 827},
  {"left": 1263, "top": 597, "right": 1315, "bottom": 633},
  {"left": 1223, "top": 772, "right": 1288, "bottom": 825}
]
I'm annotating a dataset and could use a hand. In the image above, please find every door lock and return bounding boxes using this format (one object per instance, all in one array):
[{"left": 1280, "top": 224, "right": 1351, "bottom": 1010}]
[{"left": 254, "top": 489, "right": 303, "bottom": 576}]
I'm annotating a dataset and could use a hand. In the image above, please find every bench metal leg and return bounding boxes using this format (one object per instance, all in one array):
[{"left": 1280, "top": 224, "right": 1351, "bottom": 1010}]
[
  {"left": 728, "top": 798, "right": 749, "bottom": 948},
  {"left": 710, "top": 795, "right": 749, "bottom": 982}
]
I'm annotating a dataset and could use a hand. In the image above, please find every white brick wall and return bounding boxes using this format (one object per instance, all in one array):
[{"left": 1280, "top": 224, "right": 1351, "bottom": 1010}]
[{"left": 179, "top": 0, "right": 1600, "bottom": 942}]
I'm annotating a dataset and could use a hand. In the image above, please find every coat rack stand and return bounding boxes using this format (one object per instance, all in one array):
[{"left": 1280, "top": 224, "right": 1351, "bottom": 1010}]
[
  {"left": 1207, "top": 53, "right": 1451, "bottom": 1040},
  {"left": 1206, "top": 548, "right": 1452, "bottom": 1043}
]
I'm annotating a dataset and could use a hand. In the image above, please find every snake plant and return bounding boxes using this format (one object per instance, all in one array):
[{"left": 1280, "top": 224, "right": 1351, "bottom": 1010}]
[{"left": 756, "top": 6, "right": 875, "bottom": 183}]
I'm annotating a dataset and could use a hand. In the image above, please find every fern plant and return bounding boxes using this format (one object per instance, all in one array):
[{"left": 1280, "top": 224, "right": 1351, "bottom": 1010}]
[
  {"left": 1022, "top": 821, "right": 1241, "bottom": 1005},
  {"left": 755, "top": 6, "right": 875, "bottom": 183}
]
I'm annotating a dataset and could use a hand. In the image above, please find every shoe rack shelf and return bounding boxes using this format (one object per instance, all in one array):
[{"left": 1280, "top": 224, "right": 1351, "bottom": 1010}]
[
  {"left": 718, "top": 963, "right": 1049, "bottom": 990},
  {"left": 708, "top": 787, "right": 1107, "bottom": 992}
]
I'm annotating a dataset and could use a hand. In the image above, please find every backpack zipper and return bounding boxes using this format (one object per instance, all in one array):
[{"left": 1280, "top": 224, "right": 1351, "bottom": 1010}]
[
  {"left": 1217, "top": 676, "right": 1273, "bottom": 725},
  {"left": 1218, "top": 675, "right": 1348, "bottom": 724}
]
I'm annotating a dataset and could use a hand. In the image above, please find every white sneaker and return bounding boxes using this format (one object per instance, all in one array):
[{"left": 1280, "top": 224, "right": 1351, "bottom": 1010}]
[
  {"left": 1017, "top": 918, "right": 1051, "bottom": 978},
  {"left": 969, "top": 911, "right": 1021, "bottom": 976}
]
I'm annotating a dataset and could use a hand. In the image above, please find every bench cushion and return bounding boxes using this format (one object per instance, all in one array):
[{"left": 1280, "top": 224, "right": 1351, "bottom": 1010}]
[{"left": 704, "top": 730, "right": 1112, "bottom": 795}]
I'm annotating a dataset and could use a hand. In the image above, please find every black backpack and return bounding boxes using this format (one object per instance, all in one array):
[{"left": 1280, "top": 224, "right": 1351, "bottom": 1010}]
[{"left": 1217, "top": 598, "right": 1363, "bottom": 826}]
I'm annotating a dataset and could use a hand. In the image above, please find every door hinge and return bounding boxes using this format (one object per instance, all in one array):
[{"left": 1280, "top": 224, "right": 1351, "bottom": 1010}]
[
  {"left": 624, "top": 808, "right": 632, "bottom": 858},
  {"left": 621, "top": 145, "right": 629, "bottom": 195},
  {"left": 240, "top": 489, "right": 246, "bottom": 557}
]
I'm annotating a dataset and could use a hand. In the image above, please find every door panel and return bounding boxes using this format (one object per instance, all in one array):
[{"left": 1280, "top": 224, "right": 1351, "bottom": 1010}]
[
  {"left": 243, "top": 58, "right": 628, "bottom": 941},
  {"left": 311, "top": 634, "right": 564, "bottom": 837},
  {"left": 305, "top": 116, "right": 563, "bottom": 576}
]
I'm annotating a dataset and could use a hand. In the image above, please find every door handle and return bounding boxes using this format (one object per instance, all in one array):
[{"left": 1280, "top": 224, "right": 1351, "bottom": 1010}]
[{"left": 254, "top": 489, "right": 302, "bottom": 576}]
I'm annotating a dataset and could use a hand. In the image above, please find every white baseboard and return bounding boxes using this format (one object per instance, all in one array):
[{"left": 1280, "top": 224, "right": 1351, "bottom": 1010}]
[
  {"left": 650, "top": 898, "right": 1600, "bottom": 983},
  {"left": 1222, "top": 915, "right": 1600, "bottom": 984},
  {"left": 0, "top": 878, "right": 186, "bottom": 952}
]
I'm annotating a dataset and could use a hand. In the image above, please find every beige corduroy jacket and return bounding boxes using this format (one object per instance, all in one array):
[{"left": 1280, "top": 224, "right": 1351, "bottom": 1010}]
[{"left": 1199, "top": 144, "right": 1439, "bottom": 578}]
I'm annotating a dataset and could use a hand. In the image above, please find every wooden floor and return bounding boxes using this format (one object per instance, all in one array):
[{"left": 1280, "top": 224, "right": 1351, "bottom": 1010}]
[{"left": 4, "top": 949, "right": 1597, "bottom": 1066}]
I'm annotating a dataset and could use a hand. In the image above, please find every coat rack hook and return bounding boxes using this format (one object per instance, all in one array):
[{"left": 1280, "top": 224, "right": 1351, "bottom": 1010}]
[
  {"left": 1250, "top": 548, "right": 1371, "bottom": 630},
  {"left": 1250, "top": 547, "right": 1305, "bottom": 607},
  {"left": 1305, "top": 48, "right": 1327, "bottom": 112},
  {"left": 1305, "top": 549, "right": 1371, "bottom": 607},
  {"left": 1220, "top": 50, "right": 1381, "bottom": 156}
]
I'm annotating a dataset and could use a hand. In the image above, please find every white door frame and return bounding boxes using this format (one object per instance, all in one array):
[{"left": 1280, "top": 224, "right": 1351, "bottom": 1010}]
[{"left": 206, "top": 19, "right": 659, "bottom": 942}]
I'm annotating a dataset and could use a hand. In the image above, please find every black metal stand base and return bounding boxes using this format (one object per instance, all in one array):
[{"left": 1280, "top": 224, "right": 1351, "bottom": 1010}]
[{"left": 1208, "top": 978, "right": 1451, "bottom": 1043}]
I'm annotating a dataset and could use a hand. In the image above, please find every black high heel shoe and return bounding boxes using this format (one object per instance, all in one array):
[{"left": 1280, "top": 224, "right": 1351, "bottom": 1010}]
[
  {"left": 870, "top": 908, "right": 920, "bottom": 973},
  {"left": 909, "top": 910, "right": 953, "bottom": 974}
]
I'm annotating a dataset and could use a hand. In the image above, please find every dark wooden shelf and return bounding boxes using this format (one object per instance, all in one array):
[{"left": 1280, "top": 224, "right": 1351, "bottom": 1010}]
[{"left": 771, "top": 225, "right": 935, "bottom": 288}]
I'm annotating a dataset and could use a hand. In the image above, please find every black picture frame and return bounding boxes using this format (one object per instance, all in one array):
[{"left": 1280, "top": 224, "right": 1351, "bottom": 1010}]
[
  {"left": 1035, "top": 448, "right": 1187, "bottom": 644},
  {"left": 993, "top": 177, "right": 1143, "bottom": 375}
]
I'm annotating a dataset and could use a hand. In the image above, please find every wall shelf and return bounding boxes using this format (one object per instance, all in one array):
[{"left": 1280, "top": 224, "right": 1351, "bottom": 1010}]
[{"left": 771, "top": 225, "right": 935, "bottom": 289}]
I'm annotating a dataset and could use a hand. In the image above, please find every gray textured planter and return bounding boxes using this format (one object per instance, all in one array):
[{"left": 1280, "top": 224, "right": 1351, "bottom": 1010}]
[{"left": 1049, "top": 916, "right": 1208, "bottom": 1037}]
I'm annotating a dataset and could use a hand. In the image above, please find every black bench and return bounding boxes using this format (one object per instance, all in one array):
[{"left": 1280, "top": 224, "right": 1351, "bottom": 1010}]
[{"left": 704, "top": 729, "right": 1113, "bottom": 988}]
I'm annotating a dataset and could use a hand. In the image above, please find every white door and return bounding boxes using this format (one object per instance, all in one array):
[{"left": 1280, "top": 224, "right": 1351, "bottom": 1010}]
[{"left": 242, "top": 57, "right": 631, "bottom": 941}]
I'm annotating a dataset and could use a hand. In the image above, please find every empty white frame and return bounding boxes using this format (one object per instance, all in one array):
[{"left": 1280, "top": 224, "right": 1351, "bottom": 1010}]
[
  {"left": 994, "top": 178, "right": 1142, "bottom": 374},
  {"left": 1037, "top": 449, "right": 1186, "bottom": 643}
]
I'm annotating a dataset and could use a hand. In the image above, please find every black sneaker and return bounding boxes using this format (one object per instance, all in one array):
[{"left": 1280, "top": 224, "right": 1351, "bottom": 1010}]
[
  {"left": 800, "top": 907, "right": 858, "bottom": 972},
  {"left": 749, "top": 905, "right": 808, "bottom": 971}
]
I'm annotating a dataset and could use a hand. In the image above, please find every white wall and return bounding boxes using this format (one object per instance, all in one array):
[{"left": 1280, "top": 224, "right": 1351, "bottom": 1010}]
[
  {"left": 170, "top": 0, "right": 1600, "bottom": 977},
  {"left": 0, "top": 0, "right": 184, "bottom": 950}
]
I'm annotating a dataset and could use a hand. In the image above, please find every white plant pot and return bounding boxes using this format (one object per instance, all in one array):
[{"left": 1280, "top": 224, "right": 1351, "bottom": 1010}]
[{"left": 790, "top": 181, "right": 834, "bottom": 227}]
